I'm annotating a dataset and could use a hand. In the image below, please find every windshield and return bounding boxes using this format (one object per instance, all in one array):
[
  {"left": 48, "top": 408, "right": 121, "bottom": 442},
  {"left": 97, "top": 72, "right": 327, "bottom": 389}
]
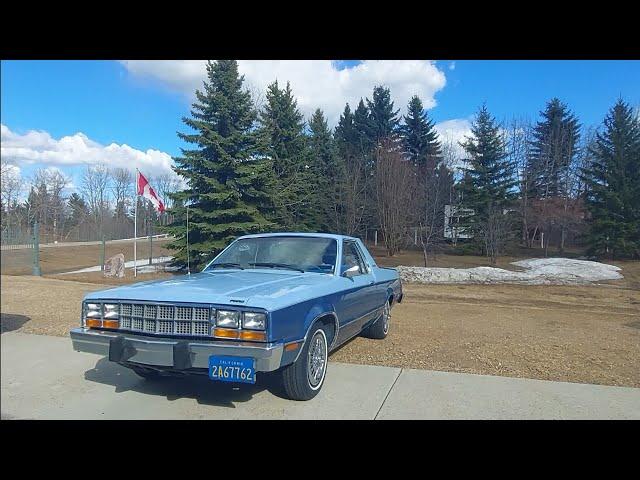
[{"left": 205, "top": 236, "right": 338, "bottom": 274}]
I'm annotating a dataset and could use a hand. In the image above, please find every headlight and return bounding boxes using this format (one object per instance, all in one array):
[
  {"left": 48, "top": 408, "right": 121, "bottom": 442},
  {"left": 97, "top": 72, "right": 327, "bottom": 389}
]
[
  {"left": 85, "top": 303, "right": 101, "bottom": 318},
  {"left": 103, "top": 303, "right": 119, "bottom": 319},
  {"left": 216, "top": 310, "right": 240, "bottom": 328},
  {"left": 242, "top": 312, "right": 266, "bottom": 330}
]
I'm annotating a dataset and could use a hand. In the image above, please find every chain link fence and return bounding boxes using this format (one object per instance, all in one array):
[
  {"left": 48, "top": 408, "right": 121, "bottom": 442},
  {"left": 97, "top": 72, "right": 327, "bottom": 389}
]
[{"left": 1, "top": 221, "right": 173, "bottom": 277}]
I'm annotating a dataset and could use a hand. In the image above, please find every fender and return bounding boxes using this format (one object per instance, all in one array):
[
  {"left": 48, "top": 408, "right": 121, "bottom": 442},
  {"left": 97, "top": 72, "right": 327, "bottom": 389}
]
[{"left": 293, "top": 306, "right": 340, "bottom": 361}]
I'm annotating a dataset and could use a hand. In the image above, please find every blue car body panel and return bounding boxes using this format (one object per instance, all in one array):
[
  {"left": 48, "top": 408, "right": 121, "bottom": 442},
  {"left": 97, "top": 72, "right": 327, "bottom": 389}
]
[{"left": 82, "top": 233, "right": 402, "bottom": 367}]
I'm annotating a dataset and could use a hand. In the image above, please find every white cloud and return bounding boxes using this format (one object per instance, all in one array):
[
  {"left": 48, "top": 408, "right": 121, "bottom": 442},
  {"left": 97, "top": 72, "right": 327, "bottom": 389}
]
[
  {"left": 435, "top": 118, "right": 473, "bottom": 165},
  {"left": 1, "top": 124, "right": 175, "bottom": 178},
  {"left": 120, "top": 60, "right": 447, "bottom": 125},
  {"left": 1, "top": 161, "right": 21, "bottom": 179}
]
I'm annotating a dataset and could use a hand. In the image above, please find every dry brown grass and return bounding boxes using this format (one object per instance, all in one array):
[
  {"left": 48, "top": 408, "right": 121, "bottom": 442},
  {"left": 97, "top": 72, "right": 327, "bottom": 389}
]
[
  {"left": 331, "top": 282, "right": 640, "bottom": 388},
  {"left": 1, "top": 275, "right": 110, "bottom": 336},
  {"left": 2, "top": 270, "right": 639, "bottom": 387},
  {"left": 3, "top": 241, "right": 639, "bottom": 388}
]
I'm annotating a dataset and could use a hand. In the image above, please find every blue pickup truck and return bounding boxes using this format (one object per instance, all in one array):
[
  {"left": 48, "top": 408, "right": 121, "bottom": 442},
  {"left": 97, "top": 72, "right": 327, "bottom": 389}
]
[{"left": 71, "top": 233, "right": 403, "bottom": 400}]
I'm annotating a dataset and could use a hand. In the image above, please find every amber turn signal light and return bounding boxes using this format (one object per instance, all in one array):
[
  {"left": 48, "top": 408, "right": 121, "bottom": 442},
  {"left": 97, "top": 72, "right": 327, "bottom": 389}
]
[
  {"left": 239, "top": 330, "right": 267, "bottom": 342},
  {"left": 213, "top": 327, "right": 240, "bottom": 339},
  {"left": 86, "top": 318, "right": 102, "bottom": 328},
  {"left": 285, "top": 342, "right": 301, "bottom": 352},
  {"left": 213, "top": 328, "right": 267, "bottom": 342},
  {"left": 102, "top": 320, "right": 120, "bottom": 329}
]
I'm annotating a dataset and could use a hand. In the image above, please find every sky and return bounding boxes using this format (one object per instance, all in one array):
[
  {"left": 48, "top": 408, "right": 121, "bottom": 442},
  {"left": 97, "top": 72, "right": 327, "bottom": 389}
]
[{"left": 1, "top": 60, "right": 638, "bottom": 198}]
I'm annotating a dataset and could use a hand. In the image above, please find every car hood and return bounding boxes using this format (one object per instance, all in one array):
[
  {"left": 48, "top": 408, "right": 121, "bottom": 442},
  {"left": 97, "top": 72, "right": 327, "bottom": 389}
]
[{"left": 84, "top": 270, "right": 335, "bottom": 311}]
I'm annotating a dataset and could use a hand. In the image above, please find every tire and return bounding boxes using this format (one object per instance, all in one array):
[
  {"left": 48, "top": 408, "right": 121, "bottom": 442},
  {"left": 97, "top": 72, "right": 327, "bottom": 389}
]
[
  {"left": 129, "top": 365, "right": 163, "bottom": 380},
  {"left": 364, "top": 301, "right": 390, "bottom": 340},
  {"left": 280, "top": 325, "right": 329, "bottom": 401}
]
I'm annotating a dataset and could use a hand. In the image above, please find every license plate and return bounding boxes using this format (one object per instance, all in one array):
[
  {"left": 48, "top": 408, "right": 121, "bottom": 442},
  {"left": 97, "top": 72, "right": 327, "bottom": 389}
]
[{"left": 208, "top": 356, "right": 256, "bottom": 384}]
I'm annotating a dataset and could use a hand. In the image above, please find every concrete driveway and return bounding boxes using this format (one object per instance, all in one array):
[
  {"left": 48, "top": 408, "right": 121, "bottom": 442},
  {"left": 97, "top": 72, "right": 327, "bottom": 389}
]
[{"left": 2, "top": 332, "right": 639, "bottom": 420}]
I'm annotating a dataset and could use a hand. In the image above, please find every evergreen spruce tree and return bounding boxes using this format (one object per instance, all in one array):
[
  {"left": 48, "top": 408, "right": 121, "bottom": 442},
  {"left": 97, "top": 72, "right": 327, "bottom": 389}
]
[
  {"left": 366, "top": 86, "right": 400, "bottom": 145},
  {"left": 334, "top": 104, "right": 358, "bottom": 161},
  {"left": 583, "top": 99, "right": 640, "bottom": 258},
  {"left": 260, "top": 80, "right": 317, "bottom": 230},
  {"left": 460, "top": 105, "right": 517, "bottom": 261},
  {"left": 333, "top": 103, "right": 368, "bottom": 235},
  {"left": 353, "top": 99, "right": 375, "bottom": 155},
  {"left": 67, "top": 193, "right": 89, "bottom": 229},
  {"left": 165, "top": 60, "right": 275, "bottom": 270},
  {"left": 307, "top": 108, "right": 337, "bottom": 231},
  {"left": 400, "top": 95, "right": 441, "bottom": 168},
  {"left": 528, "top": 98, "right": 581, "bottom": 198},
  {"left": 461, "top": 105, "right": 516, "bottom": 215}
]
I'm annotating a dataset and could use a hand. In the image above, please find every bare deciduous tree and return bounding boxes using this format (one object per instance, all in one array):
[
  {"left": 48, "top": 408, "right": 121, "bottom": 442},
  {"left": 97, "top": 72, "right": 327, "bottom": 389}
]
[
  {"left": 81, "top": 164, "right": 112, "bottom": 235},
  {"left": 506, "top": 117, "right": 534, "bottom": 247},
  {"left": 332, "top": 154, "right": 368, "bottom": 236},
  {"left": 46, "top": 169, "right": 71, "bottom": 240},
  {"left": 154, "top": 172, "right": 181, "bottom": 209},
  {"left": 110, "top": 167, "right": 134, "bottom": 221},
  {"left": 374, "top": 139, "right": 413, "bottom": 256},
  {"left": 478, "top": 206, "right": 515, "bottom": 265},
  {"left": 1, "top": 158, "right": 24, "bottom": 228}
]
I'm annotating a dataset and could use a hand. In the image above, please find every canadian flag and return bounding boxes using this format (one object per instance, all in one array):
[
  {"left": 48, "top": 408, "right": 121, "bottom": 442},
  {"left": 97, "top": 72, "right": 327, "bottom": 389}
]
[{"left": 137, "top": 171, "right": 165, "bottom": 213}]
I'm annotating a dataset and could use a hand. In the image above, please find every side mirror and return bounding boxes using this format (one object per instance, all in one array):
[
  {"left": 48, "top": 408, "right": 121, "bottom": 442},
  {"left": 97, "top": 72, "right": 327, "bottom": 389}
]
[{"left": 343, "top": 265, "right": 361, "bottom": 278}]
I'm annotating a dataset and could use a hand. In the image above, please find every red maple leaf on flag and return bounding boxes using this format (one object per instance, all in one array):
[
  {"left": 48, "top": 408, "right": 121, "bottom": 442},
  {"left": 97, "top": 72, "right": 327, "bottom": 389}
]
[{"left": 137, "top": 171, "right": 165, "bottom": 213}]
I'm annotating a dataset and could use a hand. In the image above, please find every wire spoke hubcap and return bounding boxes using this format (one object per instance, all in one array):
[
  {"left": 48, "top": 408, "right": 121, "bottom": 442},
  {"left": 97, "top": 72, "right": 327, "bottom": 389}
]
[
  {"left": 307, "top": 330, "right": 327, "bottom": 388},
  {"left": 382, "top": 303, "right": 390, "bottom": 334}
]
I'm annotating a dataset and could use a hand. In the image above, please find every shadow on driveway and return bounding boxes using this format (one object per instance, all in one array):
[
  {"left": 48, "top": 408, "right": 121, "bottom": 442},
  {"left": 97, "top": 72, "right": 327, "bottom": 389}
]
[
  {"left": 83, "top": 357, "right": 290, "bottom": 408},
  {"left": 1, "top": 313, "right": 30, "bottom": 334}
]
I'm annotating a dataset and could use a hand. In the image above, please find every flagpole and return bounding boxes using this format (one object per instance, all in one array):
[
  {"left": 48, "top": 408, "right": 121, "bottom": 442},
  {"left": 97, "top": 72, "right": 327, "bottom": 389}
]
[{"left": 134, "top": 169, "right": 138, "bottom": 278}]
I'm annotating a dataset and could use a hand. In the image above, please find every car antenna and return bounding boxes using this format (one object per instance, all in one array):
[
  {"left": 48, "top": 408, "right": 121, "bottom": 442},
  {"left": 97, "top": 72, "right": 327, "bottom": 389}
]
[{"left": 186, "top": 202, "right": 191, "bottom": 276}]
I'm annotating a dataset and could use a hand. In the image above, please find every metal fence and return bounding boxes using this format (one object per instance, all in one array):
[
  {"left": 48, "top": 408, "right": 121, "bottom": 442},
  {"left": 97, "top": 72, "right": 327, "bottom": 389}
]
[
  {"left": 1, "top": 226, "right": 35, "bottom": 250},
  {"left": 1, "top": 221, "right": 173, "bottom": 277}
]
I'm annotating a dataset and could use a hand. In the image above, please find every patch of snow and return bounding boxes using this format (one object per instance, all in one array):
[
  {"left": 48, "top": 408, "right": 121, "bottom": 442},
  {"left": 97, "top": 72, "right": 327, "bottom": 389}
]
[
  {"left": 60, "top": 256, "right": 174, "bottom": 275},
  {"left": 396, "top": 257, "right": 623, "bottom": 285}
]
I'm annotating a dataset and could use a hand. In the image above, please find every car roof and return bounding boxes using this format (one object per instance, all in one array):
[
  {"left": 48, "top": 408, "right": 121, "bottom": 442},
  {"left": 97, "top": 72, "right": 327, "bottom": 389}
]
[{"left": 236, "top": 232, "right": 360, "bottom": 242}]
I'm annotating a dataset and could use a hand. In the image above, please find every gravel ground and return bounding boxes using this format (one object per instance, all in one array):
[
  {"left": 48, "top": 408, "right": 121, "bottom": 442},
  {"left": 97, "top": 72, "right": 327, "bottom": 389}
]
[
  {"left": 1, "top": 275, "right": 109, "bottom": 336},
  {"left": 2, "top": 274, "right": 639, "bottom": 388},
  {"left": 331, "top": 283, "right": 640, "bottom": 388}
]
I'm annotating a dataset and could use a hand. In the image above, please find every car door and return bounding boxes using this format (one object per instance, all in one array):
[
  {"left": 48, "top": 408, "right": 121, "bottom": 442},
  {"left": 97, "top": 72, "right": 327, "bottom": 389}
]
[{"left": 334, "top": 240, "right": 379, "bottom": 343}]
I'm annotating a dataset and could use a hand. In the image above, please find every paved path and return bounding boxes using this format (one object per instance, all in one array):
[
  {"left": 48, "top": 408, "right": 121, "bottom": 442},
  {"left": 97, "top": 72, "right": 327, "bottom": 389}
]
[
  {"left": 2, "top": 332, "right": 639, "bottom": 420},
  {"left": 59, "top": 256, "right": 174, "bottom": 275}
]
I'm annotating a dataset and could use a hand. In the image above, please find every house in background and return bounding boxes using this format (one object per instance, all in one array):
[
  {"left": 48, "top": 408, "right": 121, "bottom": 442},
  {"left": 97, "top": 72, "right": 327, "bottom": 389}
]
[{"left": 444, "top": 205, "right": 474, "bottom": 243}]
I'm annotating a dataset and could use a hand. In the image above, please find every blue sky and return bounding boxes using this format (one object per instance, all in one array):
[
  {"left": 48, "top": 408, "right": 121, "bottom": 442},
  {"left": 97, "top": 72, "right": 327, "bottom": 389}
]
[{"left": 2, "top": 60, "right": 638, "bottom": 196}]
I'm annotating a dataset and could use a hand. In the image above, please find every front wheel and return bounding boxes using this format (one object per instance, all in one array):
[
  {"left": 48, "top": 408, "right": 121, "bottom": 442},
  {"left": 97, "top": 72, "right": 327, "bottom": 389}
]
[{"left": 280, "top": 325, "right": 328, "bottom": 401}]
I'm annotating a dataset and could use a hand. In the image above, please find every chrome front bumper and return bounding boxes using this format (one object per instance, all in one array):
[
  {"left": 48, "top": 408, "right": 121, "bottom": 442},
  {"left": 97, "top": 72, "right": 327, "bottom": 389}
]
[{"left": 70, "top": 327, "right": 284, "bottom": 372}]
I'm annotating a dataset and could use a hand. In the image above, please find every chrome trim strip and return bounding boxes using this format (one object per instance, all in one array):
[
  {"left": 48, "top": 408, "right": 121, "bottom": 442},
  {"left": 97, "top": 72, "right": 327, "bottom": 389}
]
[{"left": 292, "top": 311, "right": 340, "bottom": 363}]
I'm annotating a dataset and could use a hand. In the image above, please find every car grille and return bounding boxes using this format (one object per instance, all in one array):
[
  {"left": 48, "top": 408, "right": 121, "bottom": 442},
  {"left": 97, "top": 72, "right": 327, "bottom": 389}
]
[{"left": 119, "top": 303, "right": 212, "bottom": 337}]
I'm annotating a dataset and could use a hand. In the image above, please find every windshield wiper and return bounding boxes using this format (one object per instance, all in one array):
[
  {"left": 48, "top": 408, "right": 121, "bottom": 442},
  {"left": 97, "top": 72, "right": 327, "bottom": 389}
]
[
  {"left": 248, "top": 262, "right": 305, "bottom": 273},
  {"left": 208, "top": 263, "right": 244, "bottom": 270}
]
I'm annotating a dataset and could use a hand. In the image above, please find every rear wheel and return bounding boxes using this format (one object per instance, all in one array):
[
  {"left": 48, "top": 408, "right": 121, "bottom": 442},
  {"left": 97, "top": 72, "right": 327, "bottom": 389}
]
[
  {"left": 280, "top": 325, "right": 328, "bottom": 401},
  {"left": 364, "top": 301, "right": 390, "bottom": 339}
]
